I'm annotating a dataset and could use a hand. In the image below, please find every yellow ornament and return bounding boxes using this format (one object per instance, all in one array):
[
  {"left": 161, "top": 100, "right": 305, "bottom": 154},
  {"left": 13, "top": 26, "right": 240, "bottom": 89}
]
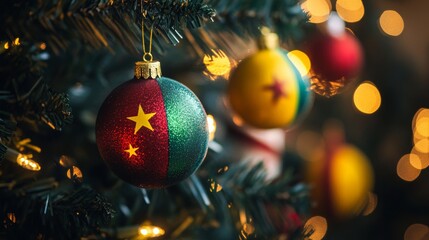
[
  {"left": 228, "top": 30, "right": 312, "bottom": 129},
  {"left": 307, "top": 144, "right": 374, "bottom": 219}
]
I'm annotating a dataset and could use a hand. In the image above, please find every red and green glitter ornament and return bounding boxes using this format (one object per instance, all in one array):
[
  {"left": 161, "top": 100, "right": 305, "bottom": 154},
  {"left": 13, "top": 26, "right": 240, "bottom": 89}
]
[{"left": 96, "top": 60, "right": 209, "bottom": 188}]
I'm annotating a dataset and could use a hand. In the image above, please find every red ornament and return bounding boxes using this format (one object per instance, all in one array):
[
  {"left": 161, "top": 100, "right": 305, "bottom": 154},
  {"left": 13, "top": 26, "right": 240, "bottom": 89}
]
[{"left": 306, "top": 32, "right": 363, "bottom": 97}]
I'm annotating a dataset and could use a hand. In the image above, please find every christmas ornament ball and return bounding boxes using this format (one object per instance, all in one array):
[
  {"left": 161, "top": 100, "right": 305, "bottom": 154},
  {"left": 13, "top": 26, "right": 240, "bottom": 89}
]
[
  {"left": 307, "top": 144, "right": 373, "bottom": 218},
  {"left": 306, "top": 32, "right": 363, "bottom": 97},
  {"left": 96, "top": 64, "right": 209, "bottom": 188},
  {"left": 228, "top": 48, "right": 312, "bottom": 129}
]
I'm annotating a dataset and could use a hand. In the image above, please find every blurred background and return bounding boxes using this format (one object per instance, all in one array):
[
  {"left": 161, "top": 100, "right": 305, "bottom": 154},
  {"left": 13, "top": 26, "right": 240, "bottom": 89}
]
[{"left": 1, "top": 0, "right": 429, "bottom": 239}]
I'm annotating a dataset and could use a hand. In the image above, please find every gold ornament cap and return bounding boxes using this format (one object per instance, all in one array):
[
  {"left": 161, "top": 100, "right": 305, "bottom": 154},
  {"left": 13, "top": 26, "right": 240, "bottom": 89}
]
[
  {"left": 135, "top": 61, "right": 162, "bottom": 80},
  {"left": 257, "top": 27, "right": 279, "bottom": 50}
]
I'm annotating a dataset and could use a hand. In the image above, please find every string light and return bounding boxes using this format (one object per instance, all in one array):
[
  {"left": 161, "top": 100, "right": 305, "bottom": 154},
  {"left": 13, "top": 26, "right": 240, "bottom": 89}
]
[
  {"left": 4, "top": 42, "right": 9, "bottom": 49},
  {"left": 207, "top": 114, "right": 217, "bottom": 141},
  {"left": 138, "top": 224, "right": 165, "bottom": 238},
  {"left": 67, "top": 166, "right": 83, "bottom": 181},
  {"left": 13, "top": 38, "right": 20, "bottom": 46},
  {"left": 16, "top": 154, "right": 41, "bottom": 171},
  {"left": 4, "top": 147, "right": 41, "bottom": 171}
]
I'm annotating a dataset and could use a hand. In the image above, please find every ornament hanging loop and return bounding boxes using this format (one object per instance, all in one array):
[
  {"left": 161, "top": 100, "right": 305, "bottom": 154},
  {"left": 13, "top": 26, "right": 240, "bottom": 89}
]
[
  {"left": 143, "top": 52, "right": 153, "bottom": 62},
  {"left": 135, "top": 0, "right": 161, "bottom": 80},
  {"left": 141, "top": 17, "right": 154, "bottom": 62}
]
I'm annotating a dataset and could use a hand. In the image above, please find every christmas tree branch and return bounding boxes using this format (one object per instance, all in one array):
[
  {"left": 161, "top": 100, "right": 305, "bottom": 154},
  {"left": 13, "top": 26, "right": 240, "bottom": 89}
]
[
  {"left": 0, "top": 176, "right": 114, "bottom": 240},
  {"left": 1, "top": 0, "right": 216, "bottom": 55},
  {"left": 1, "top": 0, "right": 306, "bottom": 58},
  {"left": 189, "top": 0, "right": 308, "bottom": 57},
  {"left": 0, "top": 46, "right": 73, "bottom": 131}
]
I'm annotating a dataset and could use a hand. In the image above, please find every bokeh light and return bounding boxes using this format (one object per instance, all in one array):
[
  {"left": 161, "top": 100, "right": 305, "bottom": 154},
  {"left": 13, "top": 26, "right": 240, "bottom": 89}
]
[
  {"left": 287, "top": 50, "right": 311, "bottom": 76},
  {"left": 362, "top": 192, "right": 378, "bottom": 216},
  {"left": 336, "top": 0, "right": 362, "bottom": 11},
  {"left": 407, "top": 152, "right": 423, "bottom": 170},
  {"left": 414, "top": 139, "right": 429, "bottom": 154},
  {"left": 413, "top": 108, "right": 429, "bottom": 140},
  {"left": 203, "top": 50, "right": 231, "bottom": 77},
  {"left": 207, "top": 114, "right": 217, "bottom": 141},
  {"left": 404, "top": 224, "right": 429, "bottom": 240},
  {"left": 304, "top": 216, "right": 328, "bottom": 240},
  {"left": 232, "top": 114, "right": 244, "bottom": 126},
  {"left": 353, "top": 82, "right": 382, "bottom": 114},
  {"left": 397, "top": 154, "right": 421, "bottom": 182},
  {"left": 379, "top": 10, "right": 404, "bottom": 37},
  {"left": 416, "top": 117, "right": 429, "bottom": 138},
  {"left": 411, "top": 147, "right": 429, "bottom": 169},
  {"left": 301, "top": 0, "right": 332, "bottom": 24},
  {"left": 336, "top": 0, "right": 365, "bottom": 23}
]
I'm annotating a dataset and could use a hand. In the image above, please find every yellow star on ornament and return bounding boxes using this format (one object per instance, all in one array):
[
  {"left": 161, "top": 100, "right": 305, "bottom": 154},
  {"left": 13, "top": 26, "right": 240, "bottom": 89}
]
[
  {"left": 124, "top": 144, "right": 139, "bottom": 158},
  {"left": 127, "top": 104, "right": 156, "bottom": 134}
]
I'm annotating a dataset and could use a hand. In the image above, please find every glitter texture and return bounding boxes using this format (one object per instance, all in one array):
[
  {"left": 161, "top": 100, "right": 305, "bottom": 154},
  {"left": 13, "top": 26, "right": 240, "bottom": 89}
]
[
  {"left": 96, "top": 77, "right": 209, "bottom": 188},
  {"left": 158, "top": 77, "right": 209, "bottom": 183}
]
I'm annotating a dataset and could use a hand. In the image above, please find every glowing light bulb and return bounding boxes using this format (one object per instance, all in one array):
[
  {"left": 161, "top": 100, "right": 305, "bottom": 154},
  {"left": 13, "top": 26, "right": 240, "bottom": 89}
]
[
  {"left": 67, "top": 166, "right": 83, "bottom": 181},
  {"left": 13, "top": 38, "right": 20, "bottom": 46},
  {"left": 138, "top": 224, "right": 165, "bottom": 238},
  {"left": 16, "top": 154, "right": 41, "bottom": 171}
]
